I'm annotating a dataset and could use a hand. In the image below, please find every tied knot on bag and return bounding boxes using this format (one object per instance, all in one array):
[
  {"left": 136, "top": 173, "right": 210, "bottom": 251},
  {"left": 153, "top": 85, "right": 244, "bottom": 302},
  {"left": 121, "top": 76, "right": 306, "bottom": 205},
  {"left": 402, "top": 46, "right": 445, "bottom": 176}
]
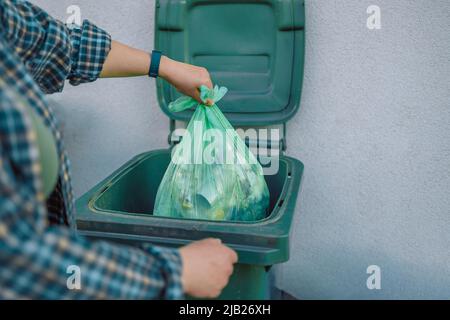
[{"left": 169, "top": 85, "right": 228, "bottom": 113}]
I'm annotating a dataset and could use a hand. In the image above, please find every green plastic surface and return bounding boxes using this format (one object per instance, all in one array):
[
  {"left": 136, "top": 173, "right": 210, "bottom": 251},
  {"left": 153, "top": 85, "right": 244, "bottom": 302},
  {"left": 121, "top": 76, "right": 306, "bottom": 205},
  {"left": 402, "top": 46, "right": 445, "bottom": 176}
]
[
  {"left": 76, "top": 150, "right": 303, "bottom": 265},
  {"left": 155, "top": 0, "right": 305, "bottom": 126}
]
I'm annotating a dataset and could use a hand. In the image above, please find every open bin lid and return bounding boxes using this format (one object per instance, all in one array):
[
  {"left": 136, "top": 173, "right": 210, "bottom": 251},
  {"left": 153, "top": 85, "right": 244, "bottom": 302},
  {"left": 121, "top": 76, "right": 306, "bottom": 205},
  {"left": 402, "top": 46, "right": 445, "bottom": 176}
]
[{"left": 155, "top": 0, "right": 305, "bottom": 127}]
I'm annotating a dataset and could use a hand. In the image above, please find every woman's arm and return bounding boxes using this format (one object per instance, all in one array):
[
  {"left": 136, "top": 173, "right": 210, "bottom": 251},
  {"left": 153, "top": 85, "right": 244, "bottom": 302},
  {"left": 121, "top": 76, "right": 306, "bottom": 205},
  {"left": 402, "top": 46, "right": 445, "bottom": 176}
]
[
  {"left": 100, "top": 40, "right": 213, "bottom": 103},
  {"left": 1, "top": 1, "right": 213, "bottom": 103}
]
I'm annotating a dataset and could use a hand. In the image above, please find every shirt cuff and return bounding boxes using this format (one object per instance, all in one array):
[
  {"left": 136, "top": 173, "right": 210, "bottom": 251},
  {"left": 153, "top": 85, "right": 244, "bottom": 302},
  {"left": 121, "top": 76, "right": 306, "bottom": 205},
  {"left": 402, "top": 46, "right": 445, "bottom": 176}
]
[
  {"left": 143, "top": 245, "right": 184, "bottom": 300},
  {"left": 68, "top": 20, "right": 112, "bottom": 86}
]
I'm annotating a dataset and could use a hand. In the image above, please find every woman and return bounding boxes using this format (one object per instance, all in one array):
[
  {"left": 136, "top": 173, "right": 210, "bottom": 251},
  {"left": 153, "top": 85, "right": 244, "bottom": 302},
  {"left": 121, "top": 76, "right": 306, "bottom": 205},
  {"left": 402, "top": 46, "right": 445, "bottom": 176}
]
[{"left": 0, "top": 0, "right": 237, "bottom": 299}]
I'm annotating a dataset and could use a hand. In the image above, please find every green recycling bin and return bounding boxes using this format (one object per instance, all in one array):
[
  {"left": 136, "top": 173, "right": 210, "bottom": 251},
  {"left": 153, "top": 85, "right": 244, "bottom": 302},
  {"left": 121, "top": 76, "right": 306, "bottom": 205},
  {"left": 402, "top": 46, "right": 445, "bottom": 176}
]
[{"left": 76, "top": 0, "right": 305, "bottom": 300}]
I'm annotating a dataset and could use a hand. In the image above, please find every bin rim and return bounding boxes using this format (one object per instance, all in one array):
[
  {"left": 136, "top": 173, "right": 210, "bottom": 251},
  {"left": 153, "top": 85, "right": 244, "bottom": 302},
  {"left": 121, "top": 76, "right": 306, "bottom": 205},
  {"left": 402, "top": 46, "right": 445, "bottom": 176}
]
[{"left": 75, "top": 149, "right": 304, "bottom": 265}]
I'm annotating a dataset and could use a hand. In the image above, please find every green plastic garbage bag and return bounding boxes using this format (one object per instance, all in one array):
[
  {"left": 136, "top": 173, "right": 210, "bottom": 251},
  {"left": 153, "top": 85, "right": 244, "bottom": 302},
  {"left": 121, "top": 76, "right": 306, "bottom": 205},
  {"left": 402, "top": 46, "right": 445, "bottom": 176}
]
[{"left": 154, "top": 85, "right": 270, "bottom": 222}]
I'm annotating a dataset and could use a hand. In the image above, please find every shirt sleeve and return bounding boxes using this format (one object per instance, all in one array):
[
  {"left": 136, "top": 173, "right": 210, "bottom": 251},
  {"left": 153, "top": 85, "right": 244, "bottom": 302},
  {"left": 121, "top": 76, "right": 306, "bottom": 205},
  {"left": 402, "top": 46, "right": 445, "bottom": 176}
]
[
  {"left": 0, "top": 0, "right": 111, "bottom": 94},
  {"left": 66, "top": 20, "right": 111, "bottom": 87}
]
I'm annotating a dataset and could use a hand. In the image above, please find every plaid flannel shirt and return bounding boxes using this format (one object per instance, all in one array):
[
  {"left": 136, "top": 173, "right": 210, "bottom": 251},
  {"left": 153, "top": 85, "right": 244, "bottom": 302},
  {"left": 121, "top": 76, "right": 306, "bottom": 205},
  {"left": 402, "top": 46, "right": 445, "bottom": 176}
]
[{"left": 0, "top": 0, "right": 183, "bottom": 299}]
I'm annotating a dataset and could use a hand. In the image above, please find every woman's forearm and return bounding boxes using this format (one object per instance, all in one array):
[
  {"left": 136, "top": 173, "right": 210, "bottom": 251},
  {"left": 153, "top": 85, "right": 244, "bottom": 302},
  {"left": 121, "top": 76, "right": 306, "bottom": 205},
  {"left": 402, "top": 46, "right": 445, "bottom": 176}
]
[
  {"left": 100, "top": 40, "right": 151, "bottom": 78},
  {"left": 99, "top": 40, "right": 213, "bottom": 103},
  {"left": 100, "top": 40, "right": 173, "bottom": 78}
]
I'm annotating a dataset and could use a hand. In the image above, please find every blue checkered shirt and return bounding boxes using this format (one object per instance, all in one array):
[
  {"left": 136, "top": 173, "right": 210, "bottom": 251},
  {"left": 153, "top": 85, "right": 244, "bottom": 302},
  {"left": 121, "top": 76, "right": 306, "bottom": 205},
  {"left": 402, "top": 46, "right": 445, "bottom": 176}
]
[{"left": 0, "top": 0, "right": 183, "bottom": 299}]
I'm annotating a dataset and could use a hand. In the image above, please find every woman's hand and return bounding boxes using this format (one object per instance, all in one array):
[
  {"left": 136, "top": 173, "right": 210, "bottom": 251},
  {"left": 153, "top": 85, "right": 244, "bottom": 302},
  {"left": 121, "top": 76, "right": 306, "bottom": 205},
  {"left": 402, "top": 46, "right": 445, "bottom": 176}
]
[
  {"left": 179, "top": 238, "right": 238, "bottom": 298},
  {"left": 159, "top": 56, "right": 214, "bottom": 105}
]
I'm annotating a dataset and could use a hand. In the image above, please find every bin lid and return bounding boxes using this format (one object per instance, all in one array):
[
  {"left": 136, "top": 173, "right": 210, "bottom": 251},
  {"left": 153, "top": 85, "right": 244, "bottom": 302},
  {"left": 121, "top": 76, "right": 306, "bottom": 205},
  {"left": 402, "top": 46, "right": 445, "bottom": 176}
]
[{"left": 155, "top": 0, "right": 305, "bottom": 126}]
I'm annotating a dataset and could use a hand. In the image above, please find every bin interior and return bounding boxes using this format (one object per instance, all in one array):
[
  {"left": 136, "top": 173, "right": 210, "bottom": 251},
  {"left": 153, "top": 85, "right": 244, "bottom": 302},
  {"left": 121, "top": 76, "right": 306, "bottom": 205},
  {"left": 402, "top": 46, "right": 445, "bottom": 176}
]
[{"left": 94, "top": 150, "right": 289, "bottom": 221}]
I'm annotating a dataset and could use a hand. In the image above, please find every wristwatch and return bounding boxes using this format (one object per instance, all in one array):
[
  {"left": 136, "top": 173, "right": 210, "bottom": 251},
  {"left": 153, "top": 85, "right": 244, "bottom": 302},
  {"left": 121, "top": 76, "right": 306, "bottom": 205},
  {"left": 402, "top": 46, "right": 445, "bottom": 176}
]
[{"left": 149, "top": 50, "right": 163, "bottom": 78}]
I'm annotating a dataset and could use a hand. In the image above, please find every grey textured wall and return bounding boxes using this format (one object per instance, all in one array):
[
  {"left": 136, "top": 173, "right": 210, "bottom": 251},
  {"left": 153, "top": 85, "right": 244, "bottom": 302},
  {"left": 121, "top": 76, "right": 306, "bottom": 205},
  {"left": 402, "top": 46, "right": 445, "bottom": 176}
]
[{"left": 33, "top": 0, "right": 450, "bottom": 299}]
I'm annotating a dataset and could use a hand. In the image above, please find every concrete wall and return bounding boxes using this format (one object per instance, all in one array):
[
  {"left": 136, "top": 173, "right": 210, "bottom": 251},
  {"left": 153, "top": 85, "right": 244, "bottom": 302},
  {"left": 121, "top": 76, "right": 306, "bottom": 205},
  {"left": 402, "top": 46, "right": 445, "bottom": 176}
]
[{"left": 33, "top": 0, "right": 450, "bottom": 299}]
